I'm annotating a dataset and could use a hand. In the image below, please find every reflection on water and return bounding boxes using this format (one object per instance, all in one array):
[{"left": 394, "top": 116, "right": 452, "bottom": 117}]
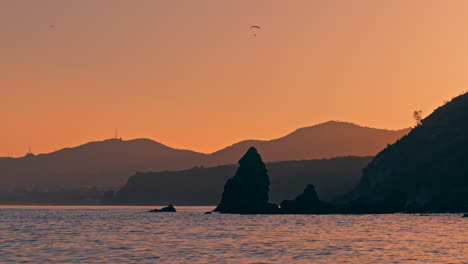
[{"left": 0, "top": 206, "right": 466, "bottom": 263}]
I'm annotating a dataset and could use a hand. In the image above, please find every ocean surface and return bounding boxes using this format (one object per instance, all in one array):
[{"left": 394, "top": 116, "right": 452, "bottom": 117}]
[{"left": 0, "top": 206, "right": 466, "bottom": 264}]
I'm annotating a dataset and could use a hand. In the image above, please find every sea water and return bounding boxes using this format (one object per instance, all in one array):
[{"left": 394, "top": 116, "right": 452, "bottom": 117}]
[{"left": 0, "top": 206, "right": 466, "bottom": 263}]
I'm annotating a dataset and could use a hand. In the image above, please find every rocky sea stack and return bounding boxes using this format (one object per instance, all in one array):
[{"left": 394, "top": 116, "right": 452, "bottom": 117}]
[
  {"left": 214, "top": 147, "right": 279, "bottom": 214},
  {"left": 281, "top": 184, "right": 331, "bottom": 214}
]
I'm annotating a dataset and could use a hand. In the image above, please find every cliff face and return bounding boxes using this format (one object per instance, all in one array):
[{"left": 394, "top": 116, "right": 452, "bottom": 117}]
[{"left": 350, "top": 93, "right": 468, "bottom": 212}]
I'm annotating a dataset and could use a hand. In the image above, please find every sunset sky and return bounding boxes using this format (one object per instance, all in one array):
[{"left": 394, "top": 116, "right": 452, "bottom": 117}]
[{"left": 2, "top": 0, "right": 468, "bottom": 157}]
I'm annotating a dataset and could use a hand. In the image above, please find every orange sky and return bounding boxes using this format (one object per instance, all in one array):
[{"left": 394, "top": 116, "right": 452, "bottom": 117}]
[{"left": 1, "top": 0, "right": 468, "bottom": 157}]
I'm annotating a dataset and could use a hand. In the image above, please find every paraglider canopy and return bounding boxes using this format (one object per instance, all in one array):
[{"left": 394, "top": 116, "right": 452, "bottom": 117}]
[{"left": 250, "top": 25, "right": 261, "bottom": 37}]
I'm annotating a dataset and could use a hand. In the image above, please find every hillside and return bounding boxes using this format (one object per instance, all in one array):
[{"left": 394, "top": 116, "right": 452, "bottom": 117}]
[
  {"left": 347, "top": 93, "right": 468, "bottom": 212},
  {"left": 0, "top": 121, "right": 408, "bottom": 189},
  {"left": 0, "top": 139, "right": 206, "bottom": 188},
  {"left": 114, "top": 156, "right": 373, "bottom": 205},
  {"left": 206, "top": 121, "right": 409, "bottom": 166}
]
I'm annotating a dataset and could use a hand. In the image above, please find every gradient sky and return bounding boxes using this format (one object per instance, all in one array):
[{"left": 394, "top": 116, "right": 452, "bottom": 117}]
[{"left": 2, "top": 0, "right": 468, "bottom": 156}]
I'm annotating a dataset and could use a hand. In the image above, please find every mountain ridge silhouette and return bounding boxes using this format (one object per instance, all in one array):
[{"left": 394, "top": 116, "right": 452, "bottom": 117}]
[{"left": 0, "top": 121, "right": 409, "bottom": 188}]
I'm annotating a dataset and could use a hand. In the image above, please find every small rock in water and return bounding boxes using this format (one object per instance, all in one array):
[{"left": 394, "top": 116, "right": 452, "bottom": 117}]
[
  {"left": 463, "top": 214, "right": 468, "bottom": 218},
  {"left": 148, "top": 204, "right": 176, "bottom": 212},
  {"left": 204, "top": 212, "right": 212, "bottom": 215}
]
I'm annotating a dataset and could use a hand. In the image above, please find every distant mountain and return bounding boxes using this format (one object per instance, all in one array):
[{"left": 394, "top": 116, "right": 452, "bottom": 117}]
[
  {"left": 345, "top": 93, "right": 468, "bottom": 213},
  {"left": 0, "top": 121, "right": 409, "bottom": 189},
  {"left": 114, "top": 156, "right": 373, "bottom": 205},
  {"left": 0, "top": 139, "right": 206, "bottom": 188},
  {"left": 206, "top": 121, "right": 409, "bottom": 166}
]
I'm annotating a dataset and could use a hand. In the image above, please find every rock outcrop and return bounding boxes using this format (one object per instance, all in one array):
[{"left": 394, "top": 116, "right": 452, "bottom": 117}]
[
  {"left": 148, "top": 204, "right": 176, "bottom": 212},
  {"left": 214, "top": 147, "right": 279, "bottom": 214},
  {"left": 280, "top": 184, "right": 331, "bottom": 214}
]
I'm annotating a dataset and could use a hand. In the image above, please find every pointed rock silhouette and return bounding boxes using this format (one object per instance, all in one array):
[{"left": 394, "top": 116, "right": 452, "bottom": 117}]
[
  {"left": 214, "top": 147, "right": 278, "bottom": 214},
  {"left": 294, "top": 184, "right": 320, "bottom": 203},
  {"left": 280, "top": 184, "right": 331, "bottom": 214}
]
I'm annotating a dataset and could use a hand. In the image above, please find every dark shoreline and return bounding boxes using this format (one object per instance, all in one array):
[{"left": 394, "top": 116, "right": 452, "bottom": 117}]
[{"left": 2, "top": 203, "right": 466, "bottom": 215}]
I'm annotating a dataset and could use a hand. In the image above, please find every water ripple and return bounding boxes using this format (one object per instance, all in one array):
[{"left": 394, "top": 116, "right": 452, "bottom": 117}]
[{"left": 0, "top": 206, "right": 466, "bottom": 263}]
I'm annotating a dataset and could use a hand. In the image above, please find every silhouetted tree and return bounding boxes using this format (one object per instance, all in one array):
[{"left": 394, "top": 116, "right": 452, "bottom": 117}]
[{"left": 413, "top": 110, "right": 423, "bottom": 127}]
